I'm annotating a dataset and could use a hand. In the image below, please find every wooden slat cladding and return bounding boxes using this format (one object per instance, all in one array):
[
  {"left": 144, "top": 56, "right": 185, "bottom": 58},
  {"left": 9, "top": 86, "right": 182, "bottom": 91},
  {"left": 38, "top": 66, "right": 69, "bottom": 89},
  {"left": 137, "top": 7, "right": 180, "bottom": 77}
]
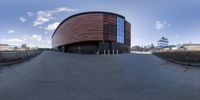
[
  {"left": 52, "top": 12, "right": 131, "bottom": 48},
  {"left": 103, "top": 14, "right": 117, "bottom": 42},
  {"left": 125, "top": 21, "right": 131, "bottom": 45},
  {"left": 52, "top": 13, "right": 104, "bottom": 48}
]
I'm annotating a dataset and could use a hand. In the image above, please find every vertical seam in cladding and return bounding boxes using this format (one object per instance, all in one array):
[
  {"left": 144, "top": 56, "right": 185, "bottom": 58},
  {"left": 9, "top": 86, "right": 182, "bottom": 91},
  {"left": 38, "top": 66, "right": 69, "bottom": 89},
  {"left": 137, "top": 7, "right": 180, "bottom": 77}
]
[
  {"left": 103, "top": 13, "right": 105, "bottom": 42},
  {"left": 115, "top": 15, "right": 117, "bottom": 42},
  {"left": 124, "top": 19, "right": 126, "bottom": 44}
]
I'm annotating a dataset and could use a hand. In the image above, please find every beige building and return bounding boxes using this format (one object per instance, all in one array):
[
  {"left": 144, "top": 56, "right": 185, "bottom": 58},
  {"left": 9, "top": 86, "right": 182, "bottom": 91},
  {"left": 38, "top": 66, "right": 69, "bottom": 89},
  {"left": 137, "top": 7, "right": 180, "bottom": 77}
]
[
  {"left": 0, "top": 44, "right": 15, "bottom": 51},
  {"left": 183, "top": 44, "right": 200, "bottom": 51}
]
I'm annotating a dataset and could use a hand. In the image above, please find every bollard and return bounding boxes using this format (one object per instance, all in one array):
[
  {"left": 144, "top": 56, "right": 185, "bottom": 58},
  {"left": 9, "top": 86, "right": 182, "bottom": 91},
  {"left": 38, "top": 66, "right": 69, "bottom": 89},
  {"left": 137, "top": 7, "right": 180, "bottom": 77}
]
[
  {"left": 113, "top": 50, "right": 115, "bottom": 55},
  {"left": 97, "top": 50, "right": 99, "bottom": 55},
  {"left": 116, "top": 50, "right": 118, "bottom": 55},
  {"left": 108, "top": 50, "right": 110, "bottom": 55},
  {"left": 104, "top": 49, "right": 106, "bottom": 55}
]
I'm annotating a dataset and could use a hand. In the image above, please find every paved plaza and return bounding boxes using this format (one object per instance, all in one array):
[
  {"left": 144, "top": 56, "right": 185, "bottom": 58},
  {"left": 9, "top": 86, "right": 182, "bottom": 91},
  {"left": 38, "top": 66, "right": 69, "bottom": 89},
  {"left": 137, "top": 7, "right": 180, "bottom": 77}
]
[{"left": 0, "top": 51, "right": 200, "bottom": 100}]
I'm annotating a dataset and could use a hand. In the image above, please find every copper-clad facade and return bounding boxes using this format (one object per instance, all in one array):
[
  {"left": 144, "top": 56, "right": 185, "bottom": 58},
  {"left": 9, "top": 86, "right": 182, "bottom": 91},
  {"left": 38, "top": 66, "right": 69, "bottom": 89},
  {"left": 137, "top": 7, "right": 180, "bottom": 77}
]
[{"left": 52, "top": 12, "right": 131, "bottom": 54}]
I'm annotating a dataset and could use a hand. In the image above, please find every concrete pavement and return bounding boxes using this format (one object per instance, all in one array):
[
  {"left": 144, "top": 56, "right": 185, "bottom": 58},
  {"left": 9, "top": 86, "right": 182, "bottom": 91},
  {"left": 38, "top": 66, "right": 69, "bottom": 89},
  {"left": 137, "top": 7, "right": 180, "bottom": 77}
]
[{"left": 1, "top": 51, "right": 200, "bottom": 100}]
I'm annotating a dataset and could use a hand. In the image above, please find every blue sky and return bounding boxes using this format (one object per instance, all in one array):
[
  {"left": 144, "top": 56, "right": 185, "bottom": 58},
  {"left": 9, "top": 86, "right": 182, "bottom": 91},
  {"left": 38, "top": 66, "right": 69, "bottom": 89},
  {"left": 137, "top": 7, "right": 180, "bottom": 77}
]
[{"left": 0, "top": 0, "right": 200, "bottom": 48}]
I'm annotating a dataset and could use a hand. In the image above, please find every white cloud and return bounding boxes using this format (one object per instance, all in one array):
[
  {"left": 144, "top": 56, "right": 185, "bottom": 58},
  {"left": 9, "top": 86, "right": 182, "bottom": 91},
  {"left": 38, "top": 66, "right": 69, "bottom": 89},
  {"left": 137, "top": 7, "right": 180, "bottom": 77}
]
[
  {"left": 0, "top": 38, "right": 22, "bottom": 46},
  {"left": 44, "top": 22, "right": 60, "bottom": 31},
  {"left": 43, "top": 39, "right": 51, "bottom": 44},
  {"left": 23, "top": 34, "right": 42, "bottom": 42},
  {"left": 1, "top": 38, "right": 23, "bottom": 43},
  {"left": 155, "top": 21, "right": 170, "bottom": 30},
  {"left": 38, "top": 26, "right": 43, "bottom": 29},
  {"left": 31, "top": 34, "right": 42, "bottom": 41},
  {"left": 33, "top": 6, "right": 77, "bottom": 26},
  {"left": 56, "top": 7, "right": 77, "bottom": 12},
  {"left": 26, "top": 12, "right": 34, "bottom": 17},
  {"left": 19, "top": 17, "right": 27, "bottom": 23},
  {"left": 8, "top": 30, "right": 15, "bottom": 34},
  {"left": 23, "top": 34, "right": 50, "bottom": 47},
  {"left": 0, "top": 34, "right": 51, "bottom": 48},
  {"left": 19, "top": 12, "right": 33, "bottom": 23},
  {"left": 44, "top": 31, "right": 49, "bottom": 34},
  {"left": 33, "top": 11, "right": 54, "bottom": 26}
]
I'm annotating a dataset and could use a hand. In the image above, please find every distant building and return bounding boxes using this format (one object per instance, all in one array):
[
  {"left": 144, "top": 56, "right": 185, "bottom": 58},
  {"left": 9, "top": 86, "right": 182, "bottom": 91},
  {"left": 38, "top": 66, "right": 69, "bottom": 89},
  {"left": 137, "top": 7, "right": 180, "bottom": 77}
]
[
  {"left": 170, "top": 45, "right": 179, "bottom": 51},
  {"left": 162, "top": 45, "right": 181, "bottom": 51},
  {"left": 158, "top": 37, "right": 169, "bottom": 48},
  {"left": 131, "top": 46, "right": 149, "bottom": 52},
  {"left": 0, "top": 43, "right": 39, "bottom": 51},
  {"left": 182, "top": 44, "right": 200, "bottom": 51},
  {"left": 0, "top": 44, "right": 15, "bottom": 51}
]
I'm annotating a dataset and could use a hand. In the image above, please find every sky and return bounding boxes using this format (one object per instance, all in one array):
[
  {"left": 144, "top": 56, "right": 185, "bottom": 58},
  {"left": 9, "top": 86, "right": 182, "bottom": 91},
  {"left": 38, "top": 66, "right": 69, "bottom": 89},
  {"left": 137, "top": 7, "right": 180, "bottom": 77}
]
[{"left": 0, "top": 0, "right": 200, "bottom": 48}]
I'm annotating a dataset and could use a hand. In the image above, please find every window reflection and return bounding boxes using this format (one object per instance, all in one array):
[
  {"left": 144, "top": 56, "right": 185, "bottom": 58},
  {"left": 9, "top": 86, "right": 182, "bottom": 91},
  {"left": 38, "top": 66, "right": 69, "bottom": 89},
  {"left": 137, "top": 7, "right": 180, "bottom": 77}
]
[{"left": 117, "top": 17, "right": 124, "bottom": 44}]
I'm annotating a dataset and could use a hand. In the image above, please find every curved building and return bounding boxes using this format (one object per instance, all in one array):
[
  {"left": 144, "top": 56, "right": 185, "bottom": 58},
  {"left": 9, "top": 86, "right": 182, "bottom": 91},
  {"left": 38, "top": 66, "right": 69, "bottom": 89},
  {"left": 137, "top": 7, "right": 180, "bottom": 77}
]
[{"left": 52, "top": 11, "right": 131, "bottom": 54}]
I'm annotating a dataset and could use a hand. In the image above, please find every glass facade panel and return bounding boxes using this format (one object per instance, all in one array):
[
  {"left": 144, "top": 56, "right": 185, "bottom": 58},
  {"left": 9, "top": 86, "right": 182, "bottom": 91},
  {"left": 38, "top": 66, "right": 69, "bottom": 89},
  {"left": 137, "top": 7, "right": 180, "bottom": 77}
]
[{"left": 117, "top": 17, "right": 125, "bottom": 43}]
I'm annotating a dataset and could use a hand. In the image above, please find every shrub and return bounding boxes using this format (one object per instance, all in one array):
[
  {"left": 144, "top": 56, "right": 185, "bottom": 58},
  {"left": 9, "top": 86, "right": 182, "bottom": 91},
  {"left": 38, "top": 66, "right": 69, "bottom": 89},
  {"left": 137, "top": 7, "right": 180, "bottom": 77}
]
[{"left": 153, "top": 51, "right": 200, "bottom": 63}]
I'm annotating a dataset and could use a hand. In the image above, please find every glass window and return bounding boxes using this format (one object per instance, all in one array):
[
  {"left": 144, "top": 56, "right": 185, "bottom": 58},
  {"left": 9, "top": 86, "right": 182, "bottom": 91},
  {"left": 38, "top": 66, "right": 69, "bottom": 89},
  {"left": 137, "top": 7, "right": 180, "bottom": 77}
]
[{"left": 117, "top": 17, "right": 125, "bottom": 44}]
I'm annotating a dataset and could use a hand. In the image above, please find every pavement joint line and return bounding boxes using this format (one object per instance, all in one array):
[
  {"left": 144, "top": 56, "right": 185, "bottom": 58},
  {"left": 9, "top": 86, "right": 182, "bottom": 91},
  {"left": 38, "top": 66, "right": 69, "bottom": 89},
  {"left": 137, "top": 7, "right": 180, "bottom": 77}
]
[{"left": 155, "top": 61, "right": 169, "bottom": 67}]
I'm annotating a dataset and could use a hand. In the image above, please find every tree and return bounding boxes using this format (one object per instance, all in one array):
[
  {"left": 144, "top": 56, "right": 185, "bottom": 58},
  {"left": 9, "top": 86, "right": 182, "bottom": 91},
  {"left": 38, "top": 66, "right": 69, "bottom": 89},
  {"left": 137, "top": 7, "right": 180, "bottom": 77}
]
[{"left": 21, "top": 44, "right": 27, "bottom": 49}]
